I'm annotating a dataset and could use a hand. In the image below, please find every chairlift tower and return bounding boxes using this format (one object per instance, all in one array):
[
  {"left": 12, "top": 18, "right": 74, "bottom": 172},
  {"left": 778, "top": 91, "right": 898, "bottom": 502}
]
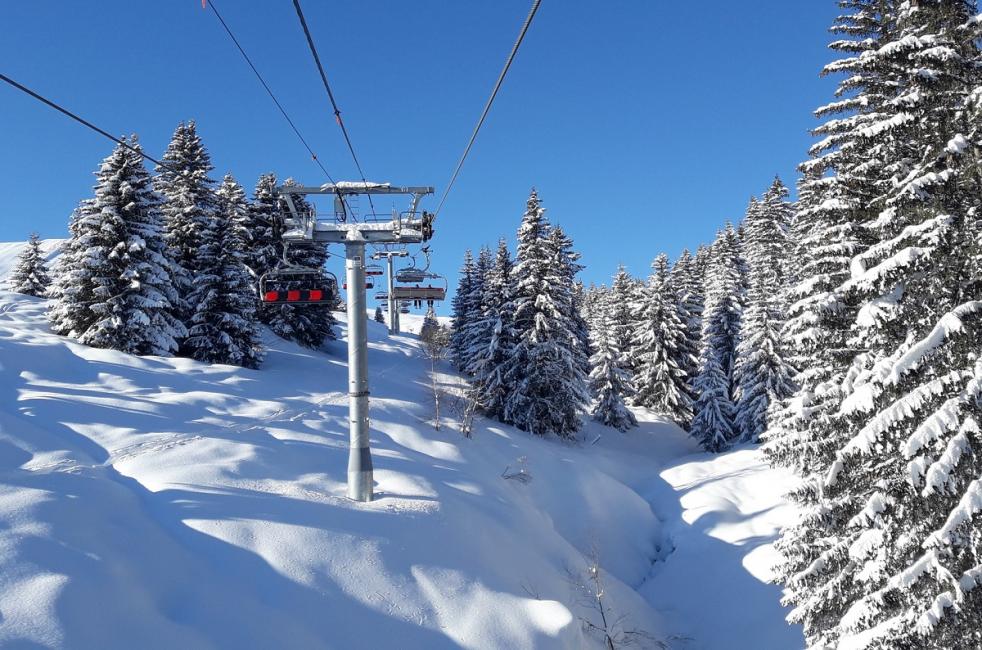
[
  {"left": 278, "top": 182, "right": 434, "bottom": 502},
  {"left": 371, "top": 249, "right": 409, "bottom": 334}
]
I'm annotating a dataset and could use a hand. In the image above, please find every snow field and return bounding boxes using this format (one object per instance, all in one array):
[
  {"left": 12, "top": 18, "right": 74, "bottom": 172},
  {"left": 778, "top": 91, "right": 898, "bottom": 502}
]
[
  {"left": 0, "top": 291, "right": 679, "bottom": 648},
  {"left": 0, "top": 277, "right": 803, "bottom": 648}
]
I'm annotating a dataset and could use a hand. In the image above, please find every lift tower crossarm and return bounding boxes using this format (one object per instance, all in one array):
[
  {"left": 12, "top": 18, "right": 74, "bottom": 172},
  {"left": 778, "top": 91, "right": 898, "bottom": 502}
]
[
  {"left": 280, "top": 184, "right": 435, "bottom": 196},
  {"left": 282, "top": 222, "right": 425, "bottom": 245},
  {"left": 278, "top": 185, "right": 434, "bottom": 246}
]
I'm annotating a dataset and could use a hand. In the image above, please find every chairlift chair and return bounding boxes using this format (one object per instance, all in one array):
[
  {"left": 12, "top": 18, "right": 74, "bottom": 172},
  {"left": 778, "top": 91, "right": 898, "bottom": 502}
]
[
  {"left": 395, "top": 267, "right": 427, "bottom": 284},
  {"left": 260, "top": 254, "right": 338, "bottom": 305},
  {"left": 390, "top": 273, "right": 449, "bottom": 304}
]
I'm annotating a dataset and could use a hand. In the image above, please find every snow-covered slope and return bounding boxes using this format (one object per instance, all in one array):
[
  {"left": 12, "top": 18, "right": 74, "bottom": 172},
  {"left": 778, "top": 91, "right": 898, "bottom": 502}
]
[
  {"left": 640, "top": 448, "right": 804, "bottom": 649},
  {"left": 0, "top": 239, "right": 64, "bottom": 286},
  {"left": 0, "top": 289, "right": 802, "bottom": 648}
]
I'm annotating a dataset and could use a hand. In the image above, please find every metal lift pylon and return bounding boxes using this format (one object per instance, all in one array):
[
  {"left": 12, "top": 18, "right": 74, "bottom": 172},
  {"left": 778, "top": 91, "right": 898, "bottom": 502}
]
[
  {"left": 278, "top": 183, "right": 434, "bottom": 502},
  {"left": 371, "top": 249, "right": 409, "bottom": 334}
]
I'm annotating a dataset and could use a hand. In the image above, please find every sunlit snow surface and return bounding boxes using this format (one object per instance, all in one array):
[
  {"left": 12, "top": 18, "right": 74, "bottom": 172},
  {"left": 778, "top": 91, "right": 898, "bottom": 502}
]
[{"left": 0, "top": 284, "right": 802, "bottom": 649}]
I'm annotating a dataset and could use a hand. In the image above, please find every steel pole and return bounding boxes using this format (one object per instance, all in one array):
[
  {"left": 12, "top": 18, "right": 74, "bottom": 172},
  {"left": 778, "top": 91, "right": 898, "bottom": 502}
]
[
  {"left": 345, "top": 239, "right": 373, "bottom": 502},
  {"left": 387, "top": 254, "right": 399, "bottom": 334}
]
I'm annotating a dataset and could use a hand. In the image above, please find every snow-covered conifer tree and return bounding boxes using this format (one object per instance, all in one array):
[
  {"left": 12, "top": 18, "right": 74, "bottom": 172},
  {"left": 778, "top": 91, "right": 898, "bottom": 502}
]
[
  {"left": 548, "top": 226, "right": 591, "bottom": 378},
  {"left": 155, "top": 121, "right": 216, "bottom": 320},
  {"left": 9, "top": 233, "right": 51, "bottom": 297},
  {"left": 670, "top": 248, "right": 703, "bottom": 396},
  {"left": 632, "top": 254, "right": 692, "bottom": 426},
  {"left": 689, "top": 225, "right": 744, "bottom": 450},
  {"left": 608, "top": 265, "right": 638, "bottom": 375},
  {"left": 471, "top": 239, "right": 515, "bottom": 420},
  {"left": 502, "top": 190, "right": 589, "bottom": 437},
  {"left": 785, "top": 4, "right": 982, "bottom": 647},
  {"left": 244, "top": 173, "right": 282, "bottom": 293},
  {"left": 184, "top": 174, "right": 264, "bottom": 368},
  {"left": 48, "top": 200, "right": 96, "bottom": 336},
  {"left": 765, "top": 1, "right": 902, "bottom": 640},
  {"left": 734, "top": 181, "right": 796, "bottom": 442},
  {"left": 689, "top": 346, "right": 734, "bottom": 452},
  {"left": 459, "top": 246, "right": 493, "bottom": 373},
  {"left": 589, "top": 311, "right": 637, "bottom": 432},
  {"left": 58, "top": 140, "right": 185, "bottom": 355},
  {"left": 450, "top": 249, "right": 475, "bottom": 371},
  {"left": 693, "top": 243, "right": 711, "bottom": 285},
  {"left": 770, "top": 3, "right": 982, "bottom": 647},
  {"left": 583, "top": 283, "right": 611, "bottom": 340}
]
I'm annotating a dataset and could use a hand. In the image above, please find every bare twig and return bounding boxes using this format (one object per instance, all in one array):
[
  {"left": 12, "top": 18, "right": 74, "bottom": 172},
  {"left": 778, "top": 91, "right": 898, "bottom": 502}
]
[{"left": 564, "top": 545, "right": 666, "bottom": 649}]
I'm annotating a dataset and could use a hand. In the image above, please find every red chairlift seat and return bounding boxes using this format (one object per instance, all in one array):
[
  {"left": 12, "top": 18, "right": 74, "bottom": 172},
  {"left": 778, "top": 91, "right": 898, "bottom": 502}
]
[
  {"left": 259, "top": 266, "right": 337, "bottom": 305},
  {"left": 262, "top": 288, "right": 333, "bottom": 304}
]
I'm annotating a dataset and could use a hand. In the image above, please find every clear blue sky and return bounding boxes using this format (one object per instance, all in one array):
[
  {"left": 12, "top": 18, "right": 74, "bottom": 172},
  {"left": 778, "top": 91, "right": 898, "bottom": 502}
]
[{"left": 1, "top": 1, "right": 840, "bottom": 311}]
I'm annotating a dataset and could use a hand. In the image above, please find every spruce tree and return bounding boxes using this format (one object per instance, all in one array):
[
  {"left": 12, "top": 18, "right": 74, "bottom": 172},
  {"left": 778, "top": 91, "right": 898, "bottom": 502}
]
[
  {"left": 689, "top": 344, "right": 734, "bottom": 452},
  {"left": 589, "top": 311, "right": 638, "bottom": 432},
  {"left": 632, "top": 254, "right": 693, "bottom": 426},
  {"left": 734, "top": 181, "right": 796, "bottom": 442},
  {"left": 460, "top": 246, "right": 493, "bottom": 374},
  {"left": 184, "top": 174, "right": 264, "bottom": 368},
  {"left": 450, "top": 249, "right": 475, "bottom": 371},
  {"left": 502, "top": 189, "right": 589, "bottom": 437},
  {"left": 671, "top": 248, "right": 703, "bottom": 390},
  {"left": 693, "top": 243, "right": 711, "bottom": 286},
  {"left": 795, "top": 4, "right": 982, "bottom": 647},
  {"left": 705, "top": 225, "right": 745, "bottom": 385},
  {"left": 766, "top": 0, "right": 901, "bottom": 640},
  {"left": 155, "top": 121, "right": 217, "bottom": 320},
  {"left": 245, "top": 173, "right": 283, "bottom": 293},
  {"left": 547, "top": 226, "right": 591, "bottom": 378},
  {"left": 59, "top": 140, "right": 185, "bottom": 355},
  {"left": 769, "top": 3, "right": 982, "bottom": 648},
  {"left": 608, "top": 265, "right": 638, "bottom": 375},
  {"left": 733, "top": 279, "right": 795, "bottom": 444},
  {"left": 471, "top": 239, "right": 515, "bottom": 420},
  {"left": 690, "top": 225, "right": 744, "bottom": 451},
  {"left": 48, "top": 200, "right": 97, "bottom": 337},
  {"left": 9, "top": 233, "right": 51, "bottom": 297},
  {"left": 374, "top": 305, "right": 385, "bottom": 324}
]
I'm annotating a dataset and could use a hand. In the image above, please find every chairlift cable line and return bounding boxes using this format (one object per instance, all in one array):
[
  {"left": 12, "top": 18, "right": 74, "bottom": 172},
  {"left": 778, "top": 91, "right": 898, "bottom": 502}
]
[
  {"left": 0, "top": 72, "right": 179, "bottom": 173},
  {"left": 204, "top": 0, "right": 352, "bottom": 222},
  {"left": 434, "top": 0, "right": 541, "bottom": 219},
  {"left": 290, "top": 0, "right": 377, "bottom": 218}
]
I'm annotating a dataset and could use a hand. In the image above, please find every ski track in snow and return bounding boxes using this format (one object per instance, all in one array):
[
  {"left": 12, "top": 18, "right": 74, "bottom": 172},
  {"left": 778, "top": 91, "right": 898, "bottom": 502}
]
[{"left": 0, "top": 281, "right": 803, "bottom": 649}]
